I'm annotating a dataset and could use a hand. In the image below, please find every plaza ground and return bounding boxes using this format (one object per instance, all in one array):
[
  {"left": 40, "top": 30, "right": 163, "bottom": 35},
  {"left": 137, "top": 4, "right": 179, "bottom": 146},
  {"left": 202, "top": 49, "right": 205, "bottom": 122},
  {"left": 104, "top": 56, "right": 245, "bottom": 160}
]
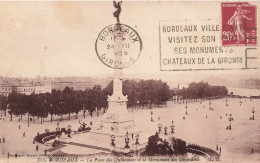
[{"left": 0, "top": 97, "right": 259, "bottom": 163}]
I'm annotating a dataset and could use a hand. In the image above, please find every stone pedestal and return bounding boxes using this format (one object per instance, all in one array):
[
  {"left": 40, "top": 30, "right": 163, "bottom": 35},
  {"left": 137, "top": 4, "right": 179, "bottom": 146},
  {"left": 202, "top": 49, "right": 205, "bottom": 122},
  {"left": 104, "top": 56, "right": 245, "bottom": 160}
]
[{"left": 91, "top": 23, "right": 143, "bottom": 150}]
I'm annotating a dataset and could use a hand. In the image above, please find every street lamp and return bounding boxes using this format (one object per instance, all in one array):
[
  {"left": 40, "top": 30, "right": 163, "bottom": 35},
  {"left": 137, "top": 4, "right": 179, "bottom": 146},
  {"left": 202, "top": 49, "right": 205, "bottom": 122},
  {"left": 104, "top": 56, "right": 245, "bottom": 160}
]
[
  {"left": 228, "top": 114, "right": 233, "bottom": 130},
  {"left": 150, "top": 108, "right": 153, "bottom": 122},
  {"left": 164, "top": 126, "right": 168, "bottom": 135},
  {"left": 226, "top": 98, "right": 228, "bottom": 106},
  {"left": 170, "top": 121, "right": 175, "bottom": 134},
  {"left": 158, "top": 123, "right": 162, "bottom": 134},
  {"left": 125, "top": 134, "right": 130, "bottom": 149},
  {"left": 252, "top": 107, "right": 255, "bottom": 120},
  {"left": 135, "top": 134, "right": 140, "bottom": 145},
  {"left": 111, "top": 135, "right": 116, "bottom": 148},
  {"left": 56, "top": 122, "right": 60, "bottom": 131}
]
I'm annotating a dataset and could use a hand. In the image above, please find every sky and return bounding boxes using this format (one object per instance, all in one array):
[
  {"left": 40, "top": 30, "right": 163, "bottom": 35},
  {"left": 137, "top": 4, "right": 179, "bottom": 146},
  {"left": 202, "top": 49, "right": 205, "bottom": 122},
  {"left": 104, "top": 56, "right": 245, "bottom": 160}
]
[{"left": 0, "top": 1, "right": 259, "bottom": 87}]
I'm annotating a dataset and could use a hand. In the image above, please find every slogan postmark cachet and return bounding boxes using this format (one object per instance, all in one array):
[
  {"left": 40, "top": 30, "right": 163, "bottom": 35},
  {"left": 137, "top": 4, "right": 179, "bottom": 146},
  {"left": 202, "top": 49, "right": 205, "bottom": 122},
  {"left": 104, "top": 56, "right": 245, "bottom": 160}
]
[
  {"left": 159, "top": 2, "right": 259, "bottom": 72},
  {"left": 95, "top": 24, "right": 142, "bottom": 69},
  {"left": 222, "top": 2, "right": 257, "bottom": 46}
]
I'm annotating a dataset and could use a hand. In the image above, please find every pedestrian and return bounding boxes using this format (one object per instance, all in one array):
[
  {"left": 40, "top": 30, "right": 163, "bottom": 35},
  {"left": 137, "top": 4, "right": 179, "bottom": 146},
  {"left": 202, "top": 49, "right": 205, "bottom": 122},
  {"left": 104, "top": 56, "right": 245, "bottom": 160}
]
[
  {"left": 132, "top": 133, "right": 134, "bottom": 140},
  {"left": 36, "top": 145, "right": 39, "bottom": 151},
  {"left": 3, "top": 137, "right": 5, "bottom": 143},
  {"left": 0, "top": 138, "right": 1, "bottom": 143},
  {"left": 7, "top": 152, "right": 9, "bottom": 158},
  {"left": 44, "top": 149, "right": 47, "bottom": 156},
  {"left": 251, "top": 148, "right": 254, "bottom": 154},
  {"left": 37, "top": 132, "right": 40, "bottom": 136},
  {"left": 219, "top": 147, "right": 221, "bottom": 154},
  {"left": 216, "top": 145, "right": 218, "bottom": 151},
  {"left": 19, "top": 125, "right": 21, "bottom": 129},
  {"left": 33, "top": 138, "right": 35, "bottom": 144},
  {"left": 23, "top": 132, "right": 25, "bottom": 137},
  {"left": 90, "top": 121, "right": 92, "bottom": 126}
]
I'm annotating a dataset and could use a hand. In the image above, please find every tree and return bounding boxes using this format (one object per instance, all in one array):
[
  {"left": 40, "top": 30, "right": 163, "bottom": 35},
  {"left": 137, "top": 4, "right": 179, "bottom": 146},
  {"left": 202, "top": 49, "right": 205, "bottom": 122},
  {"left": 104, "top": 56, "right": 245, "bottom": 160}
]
[
  {"left": 44, "top": 92, "right": 54, "bottom": 123},
  {"left": 7, "top": 93, "right": 19, "bottom": 121},
  {"left": 0, "top": 95, "right": 8, "bottom": 116},
  {"left": 62, "top": 87, "right": 74, "bottom": 120},
  {"left": 178, "top": 82, "right": 228, "bottom": 99}
]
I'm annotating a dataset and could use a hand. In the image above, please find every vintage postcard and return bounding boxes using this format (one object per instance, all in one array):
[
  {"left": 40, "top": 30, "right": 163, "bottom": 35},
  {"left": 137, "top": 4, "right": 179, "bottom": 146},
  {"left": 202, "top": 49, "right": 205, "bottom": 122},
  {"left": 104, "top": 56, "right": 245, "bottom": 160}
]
[{"left": 0, "top": 1, "right": 260, "bottom": 163}]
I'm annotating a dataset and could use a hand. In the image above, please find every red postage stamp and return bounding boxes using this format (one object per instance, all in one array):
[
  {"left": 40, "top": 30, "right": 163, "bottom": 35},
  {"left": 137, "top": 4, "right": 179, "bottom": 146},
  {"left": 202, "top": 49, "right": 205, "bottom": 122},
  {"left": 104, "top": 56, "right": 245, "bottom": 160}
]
[{"left": 222, "top": 2, "right": 257, "bottom": 46}]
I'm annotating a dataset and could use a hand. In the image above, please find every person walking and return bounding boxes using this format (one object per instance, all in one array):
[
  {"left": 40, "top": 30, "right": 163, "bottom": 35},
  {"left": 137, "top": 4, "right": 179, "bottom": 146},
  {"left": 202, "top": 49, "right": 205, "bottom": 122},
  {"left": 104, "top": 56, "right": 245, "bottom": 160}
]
[
  {"left": 219, "top": 147, "right": 221, "bottom": 154},
  {"left": 3, "top": 137, "right": 5, "bottom": 143},
  {"left": 19, "top": 125, "right": 21, "bottom": 129},
  {"left": 23, "top": 132, "right": 25, "bottom": 137},
  {"left": 0, "top": 138, "right": 1, "bottom": 143},
  {"left": 36, "top": 145, "right": 39, "bottom": 151},
  {"left": 251, "top": 148, "right": 254, "bottom": 154}
]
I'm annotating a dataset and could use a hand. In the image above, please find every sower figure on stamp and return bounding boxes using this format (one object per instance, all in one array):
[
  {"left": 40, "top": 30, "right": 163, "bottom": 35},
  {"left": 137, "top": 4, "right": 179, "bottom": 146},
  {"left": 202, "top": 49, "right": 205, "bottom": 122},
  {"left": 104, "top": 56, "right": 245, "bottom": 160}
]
[
  {"left": 228, "top": 5, "right": 252, "bottom": 43},
  {"left": 113, "top": 0, "right": 122, "bottom": 23}
]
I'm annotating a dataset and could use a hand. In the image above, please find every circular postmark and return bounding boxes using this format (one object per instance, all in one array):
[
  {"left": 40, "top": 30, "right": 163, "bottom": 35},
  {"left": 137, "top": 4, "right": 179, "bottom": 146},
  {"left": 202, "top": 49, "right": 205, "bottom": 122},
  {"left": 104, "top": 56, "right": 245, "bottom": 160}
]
[{"left": 95, "top": 24, "right": 142, "bottom": 69}]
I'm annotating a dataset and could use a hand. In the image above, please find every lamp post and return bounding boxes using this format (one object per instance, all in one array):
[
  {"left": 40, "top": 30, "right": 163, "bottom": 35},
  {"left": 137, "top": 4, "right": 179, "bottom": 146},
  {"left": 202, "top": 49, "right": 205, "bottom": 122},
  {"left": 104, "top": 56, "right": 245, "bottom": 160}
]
[
  {"left": 228, "top": 114, "right": 233, "bottom": 130},
  {"left": 135, "top": 134, "right": 140, "bottom": 145},
  {"left": 125, "top": 134, "right": 130, "bottom": 149},
  {"left": 226, "top": 98, "right": 228, "bottom": 106},
  {"left": 49, "top": 103, "right": 53, "bottom": 123},
  {"left": 135, "top": 134, "right": 140, "bottom": 156},
  {"left": 164, "top": 126, "right": 168, "bottom": 135},
  {"left": 252, "top": 107, "right": 255, "bottom": 120},
  {"left": 150, "top": 108, "right": 153, "bottom": 122},
  {"left": 56, "top": 122, "right": 60, "bottom": 131},
  {"left": 111, "top": 135, "right": 115, "bottom": 148},
  {"left": 158, "top": 123, "right": 162, "bottom": 134},
  {"left": 170, "top": 121, "right": 175, "bottom": 134}
]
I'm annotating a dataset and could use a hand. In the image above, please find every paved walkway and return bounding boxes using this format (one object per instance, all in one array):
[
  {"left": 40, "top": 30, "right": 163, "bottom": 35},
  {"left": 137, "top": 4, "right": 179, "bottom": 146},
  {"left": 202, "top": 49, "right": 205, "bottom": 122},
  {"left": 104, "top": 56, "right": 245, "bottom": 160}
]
[
  {"left": 45, "top": 141, "right": 112, "bottom": 159},
  {"left": 47, "top": 144, "right": 66, "bottom": 152},
  {"left": 69, "top": 142, "right": 111, "bottom": 152}
]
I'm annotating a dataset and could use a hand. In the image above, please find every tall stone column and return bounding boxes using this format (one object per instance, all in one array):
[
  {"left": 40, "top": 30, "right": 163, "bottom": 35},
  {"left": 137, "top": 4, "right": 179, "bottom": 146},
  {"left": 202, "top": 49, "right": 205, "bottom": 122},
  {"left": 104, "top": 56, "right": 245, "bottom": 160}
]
[{"left": 107, "top": 24, "right": 128, "bottom": 116}]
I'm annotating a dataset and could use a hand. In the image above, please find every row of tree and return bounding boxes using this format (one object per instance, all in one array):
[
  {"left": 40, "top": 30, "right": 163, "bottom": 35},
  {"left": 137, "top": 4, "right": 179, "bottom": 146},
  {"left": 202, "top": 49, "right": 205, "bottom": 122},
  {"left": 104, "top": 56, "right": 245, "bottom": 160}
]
[
  {"left": 0, "top": 79, "right": 173, "bottom": 125},
  {"left": 178, "top": 82, "right": 228, "bottom": 99}
]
